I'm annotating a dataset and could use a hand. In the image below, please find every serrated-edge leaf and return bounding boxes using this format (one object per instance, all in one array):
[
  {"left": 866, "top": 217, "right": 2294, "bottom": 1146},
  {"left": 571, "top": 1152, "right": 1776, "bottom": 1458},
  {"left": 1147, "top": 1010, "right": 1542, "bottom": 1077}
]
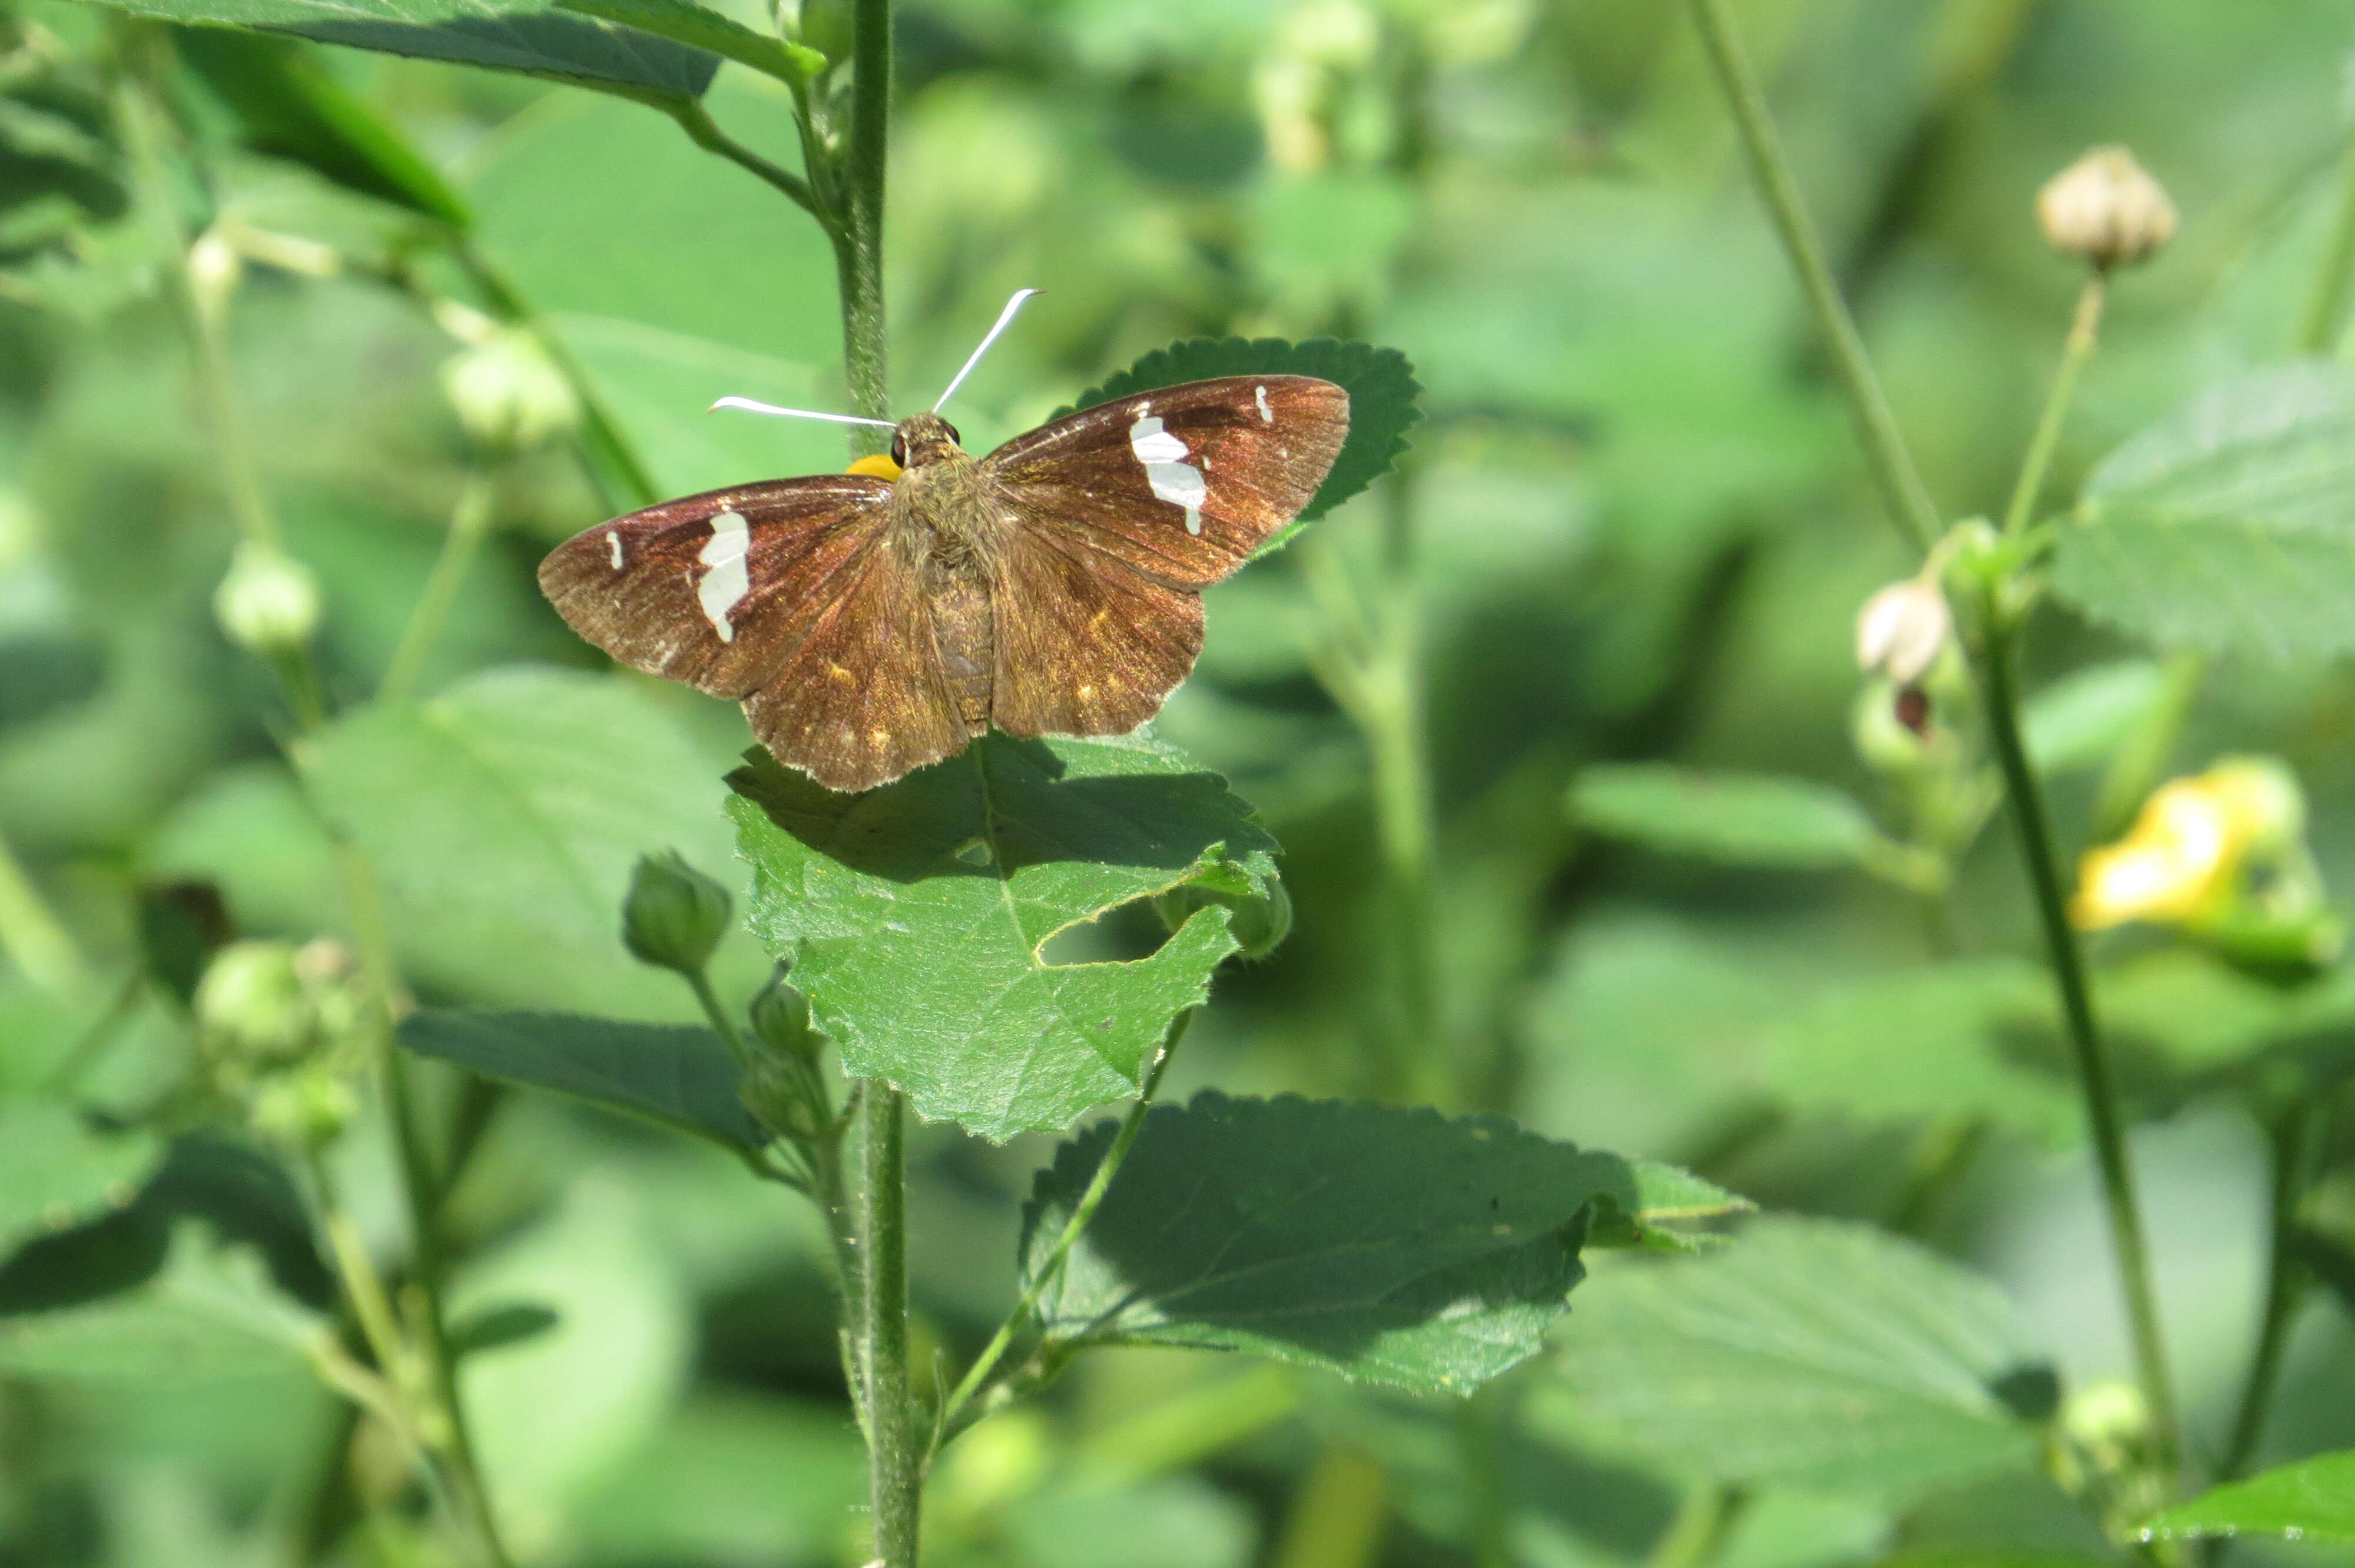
[
  {"left": 1020, "top": 1091, "right": 1636, "bottom": 1394},
  {"left": 2053, "top": 361, "right": 2355, "bottom": 662},
  {"left": 1060, "top": 337, "right": 1422, "bottom": 538},
  {"left": 399, "top": 1009, "right": 763, "bottom": 1154},
  {"left": 1547, "top": 1216, "right": 2045, "bottom": 1500},
  {"left": 2141, "top": 1450, "right": 2355, "bottom": 1543},
  {"left": 728, "top": 733, "right": 1280, "bottom": 1140}
]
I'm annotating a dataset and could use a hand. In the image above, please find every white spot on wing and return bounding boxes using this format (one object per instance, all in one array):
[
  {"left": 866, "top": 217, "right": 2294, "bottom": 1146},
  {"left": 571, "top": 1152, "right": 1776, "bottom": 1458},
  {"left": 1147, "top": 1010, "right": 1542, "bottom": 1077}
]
[
  {"left": 607, "top": 530, "right": 624, "bottom": 570},
  {"left": 1128, "top": 413, "right": 1208, "bottom": 536},
  {"left": 1254, "top": 384, "right": 1272, "bottom": 423},
  {"left": 697, "top": 509, "right": 751, "bottom": 643}
]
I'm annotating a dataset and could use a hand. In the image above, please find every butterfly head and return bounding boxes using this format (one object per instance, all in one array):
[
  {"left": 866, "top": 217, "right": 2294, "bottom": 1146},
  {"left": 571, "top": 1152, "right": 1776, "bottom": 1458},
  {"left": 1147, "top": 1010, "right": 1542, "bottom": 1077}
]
[{"left": 890, "top": 412, "right": 966, "bottom": 471}]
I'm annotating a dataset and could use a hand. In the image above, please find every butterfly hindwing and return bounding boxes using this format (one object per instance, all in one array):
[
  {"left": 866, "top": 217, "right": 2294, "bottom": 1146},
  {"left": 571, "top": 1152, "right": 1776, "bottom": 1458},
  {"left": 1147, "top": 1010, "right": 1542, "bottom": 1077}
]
[
  {"left": 536, "top": 476, "right": 893, "bottom": 698},
  {"left": 742, "top": 530, "right": 971, "bottom": 794},
  {"left": 987, "top": 524, "right": 1206, "bottom": 741},
  {"left": 982, "top": 375, "right": 1349, "bottom": 589}
]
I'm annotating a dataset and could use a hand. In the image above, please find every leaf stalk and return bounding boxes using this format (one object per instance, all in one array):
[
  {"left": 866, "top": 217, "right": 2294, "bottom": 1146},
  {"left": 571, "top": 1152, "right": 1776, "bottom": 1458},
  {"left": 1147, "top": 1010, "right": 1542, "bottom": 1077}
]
[{"left": 931, "top": 1011, "right": 1193, "bottom": 1449}]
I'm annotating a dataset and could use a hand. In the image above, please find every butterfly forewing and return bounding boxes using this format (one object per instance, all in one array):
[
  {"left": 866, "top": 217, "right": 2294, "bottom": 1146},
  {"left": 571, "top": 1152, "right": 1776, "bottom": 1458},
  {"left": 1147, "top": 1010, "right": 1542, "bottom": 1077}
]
[
  {"left": 537, "top": 476, "right": 892, "bottom": 698},
  {"left": 983, "top": 375, "right": 1349, "bottom": 588}
]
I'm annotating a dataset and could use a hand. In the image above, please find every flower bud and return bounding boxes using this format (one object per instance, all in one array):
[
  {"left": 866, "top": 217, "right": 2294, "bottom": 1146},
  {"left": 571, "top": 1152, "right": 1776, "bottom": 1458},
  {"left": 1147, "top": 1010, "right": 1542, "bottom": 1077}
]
[
  {"left": 1855, "top": 576, "right": 1951, "bottom": 685},
  {"left": 440, "top": 327, "right": 581, "bottom": 453},
  {"left": 249, "top": 1065, "right": 359, "bottom": 1150},
  {"left": 1152, "top": 877, "right": 1292, "bottom": 961},
  {"left": 794, "top": 0, "right": 853, "bottom": 65},
  {"left": 748, "top": 969, "right": 822, "bottom": 1063},
  {"left": 213, "top": 541, "right": 321, "bottom": 655},
  {"left": 2037, "top": 147, "right": 2176, "bottom": 271},
  {"left": 621, "top": 851, "right": 732, "bottom": 975},
  {"left": 194, "top": 941, "right": 317, "bottom": 1065},
  {"left": 187, "top": 229, "right": 243, "bottom": 324}
]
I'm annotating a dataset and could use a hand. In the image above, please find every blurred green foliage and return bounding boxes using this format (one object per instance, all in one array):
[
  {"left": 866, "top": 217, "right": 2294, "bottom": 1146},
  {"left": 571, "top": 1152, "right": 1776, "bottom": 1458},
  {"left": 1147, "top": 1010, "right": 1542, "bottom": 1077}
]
[{"left": 6, "top": 0, "right": 2355, "bottom": 1564}]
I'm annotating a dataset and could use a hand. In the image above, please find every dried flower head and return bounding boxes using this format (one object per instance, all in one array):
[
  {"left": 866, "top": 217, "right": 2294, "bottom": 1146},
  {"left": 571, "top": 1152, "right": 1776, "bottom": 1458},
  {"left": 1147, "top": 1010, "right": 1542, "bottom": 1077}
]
[{"left": 2038, "top": 147, "right": 2177, "bottom": 270}]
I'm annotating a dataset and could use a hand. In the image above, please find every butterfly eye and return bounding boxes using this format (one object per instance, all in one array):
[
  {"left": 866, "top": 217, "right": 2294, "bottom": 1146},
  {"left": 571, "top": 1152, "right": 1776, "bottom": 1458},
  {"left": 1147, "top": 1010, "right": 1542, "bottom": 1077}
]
[
  {"left": 890, "top": 430, "right": 907, "bottom": 467},
  {"left": 941, "top": 420, "right": 961, "bottom": 446}
]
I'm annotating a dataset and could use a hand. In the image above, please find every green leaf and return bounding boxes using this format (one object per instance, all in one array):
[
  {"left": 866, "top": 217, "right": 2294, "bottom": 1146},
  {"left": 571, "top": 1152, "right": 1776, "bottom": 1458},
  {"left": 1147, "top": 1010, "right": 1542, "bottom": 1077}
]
[
  {"left": 1758, "top": 959, "right": 2078, "bottom": 1142},
  {"left": 2141, "top": 1450, "right": 2355, "bottom": 1543},
  {"left": 0, "top": 1099, "right": 162, "bottom": 1260},
  {"left": 0, "top": 1222, "right": 320, "bottom": 1383},
  {"left": 1538, "top": 1217, "right": 2047, "bottom": 1500},
  {"left": 1588, "top": 1161, "right": 1754, "bottom": 1251},
  {"left": 2051, "top": 362, "right": 2355, "bottom": 662},
  {"left": 1569, "top": 764, "right": 1880, "bottom": 871},
  {"left": 1059, "top": 338, "right": 1422, "bottom": 543},
  {"left": 465, "top": 88, "right": 834, "bottom": 368},
  {"left": 2021, "top": 660, "right": 2165, "bottom": 775},
  {"left": 729, "top": 732, "right": 1278, "bottom": 1141},
  {"left": 555, "top": 0, "right": 814, "bottom": 82},
  {"left": 96, "top": 0, "right": 721, "bottom": 109},
  {"left": 398, "top": 1009, "right": 763, "bottom": 1155},
  {"left": 1021, "top": 1091, "right": 1639, "bottom": 1394},
  {"left": 567, "top": 1392, "right": 865, "bottom": 1566},
  {"left": 175, "top": 29, "right": 471, "bottom": 225},
  {"left": 447, "top": 1300, "right": 560, "bottom": 1357},
  {"left": 303, "top": 667, "right": 747, "bottom": 1019}
]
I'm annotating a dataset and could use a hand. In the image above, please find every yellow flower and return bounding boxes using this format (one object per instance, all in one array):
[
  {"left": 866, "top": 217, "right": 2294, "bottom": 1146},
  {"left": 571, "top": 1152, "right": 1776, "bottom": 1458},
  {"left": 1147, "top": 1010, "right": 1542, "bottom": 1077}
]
[
  {"left": 2070, "top": 758, "right": 2303, "bottom": 929},
  {"left": 848, "top": 452, "right": 903, "bottom": 480}
]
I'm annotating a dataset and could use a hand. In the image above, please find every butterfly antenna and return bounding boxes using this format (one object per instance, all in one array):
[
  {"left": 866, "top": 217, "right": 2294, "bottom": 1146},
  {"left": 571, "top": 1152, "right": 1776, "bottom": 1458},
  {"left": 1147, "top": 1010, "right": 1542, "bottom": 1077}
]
[
  {"left": 933, "top": 288, "right": 1041, "bottom": 413},
  {"left": 709, "top": 397, "right": 898, "bottom": 430}
]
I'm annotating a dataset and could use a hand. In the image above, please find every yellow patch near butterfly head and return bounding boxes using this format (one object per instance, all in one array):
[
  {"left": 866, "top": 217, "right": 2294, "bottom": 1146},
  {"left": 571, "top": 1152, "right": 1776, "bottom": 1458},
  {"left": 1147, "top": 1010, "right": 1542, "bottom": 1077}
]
[{"left": 847, "top": 453, "right": 903, "bottom": 481}]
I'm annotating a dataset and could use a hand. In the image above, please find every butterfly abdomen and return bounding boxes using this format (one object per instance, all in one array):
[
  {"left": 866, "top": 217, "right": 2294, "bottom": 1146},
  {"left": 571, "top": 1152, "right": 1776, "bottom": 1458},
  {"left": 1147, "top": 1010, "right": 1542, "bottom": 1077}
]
[{"left": 898, "top": 456, "right": 1003, "bottom": 738}]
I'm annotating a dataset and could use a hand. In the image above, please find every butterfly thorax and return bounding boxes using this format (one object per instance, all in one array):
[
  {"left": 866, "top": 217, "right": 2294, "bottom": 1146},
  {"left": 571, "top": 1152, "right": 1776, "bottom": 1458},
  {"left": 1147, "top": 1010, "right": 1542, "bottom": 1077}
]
[{"left": 890, "top": 417, "right": 1003, "bottom": 735}]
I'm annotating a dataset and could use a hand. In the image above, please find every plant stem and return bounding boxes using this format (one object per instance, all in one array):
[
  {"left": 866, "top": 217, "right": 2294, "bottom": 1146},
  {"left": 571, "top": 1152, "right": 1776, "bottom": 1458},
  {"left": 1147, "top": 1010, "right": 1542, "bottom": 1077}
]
[
  {"left": 1644, "top": 1486, "right": 1747, "bottom": 1568},
  {"left": 2297, "top": 134, "right": 2355, "bottom": 356},
  {"left": 834, "top": 0, "right": 893, "bottom": 442},
  {"left": 2218, "top": 1101, "right": 2324, "bottom": 1482},
  {"left": 670, "top": 99, "right": 818, "bottom": 216},
  {"left": 0, "top": 822, "right": 86, "bottom": 995},
  {"left": 382, "top": 471, "right": 496, "bottom": 706},
  {"left": 1677, "top": 0, "right": 2180, "bottom": 1484},
  {"left": 1681, "top": 0, "right": 1939, "bottom": 553},
  {"left": 1978, "top": 616, "right": 2179, "bottom": 1476},
  {"left": 933, "top": 1012, "right": 1191, "bottom": 1447},
  {"left": 1368, "top": 475, "right": 1448, "bottom": 1108},
  {"left": 854, "top": 1084, "right": 920, "bottom": 1567},
  {"left": 2002, "top": 275, "right": 2106, "bottom": 537}
]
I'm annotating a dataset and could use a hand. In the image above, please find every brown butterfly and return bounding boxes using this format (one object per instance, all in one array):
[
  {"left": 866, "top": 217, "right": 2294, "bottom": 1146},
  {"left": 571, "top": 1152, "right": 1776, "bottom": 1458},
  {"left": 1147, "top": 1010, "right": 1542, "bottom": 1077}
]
[{"left": 538, "top": 298, "right": 1349, "bottom": 793}]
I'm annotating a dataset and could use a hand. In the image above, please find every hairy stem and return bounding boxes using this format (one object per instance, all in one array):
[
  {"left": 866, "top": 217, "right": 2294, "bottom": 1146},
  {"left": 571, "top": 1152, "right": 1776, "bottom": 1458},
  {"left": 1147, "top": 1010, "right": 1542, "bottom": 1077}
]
[
  {"left": 382, "top": 471, "right": 496, "bottom": 706},
  {"left": 1681, "top": 0, "right": 1940, "bottom": 552},
  {"left": 2002, "top": 275, "right": 2105, "bottom": 537},
  {"left": 855, "top": 1085, "right": 920, "bottom": 1566},
  {"left": 1979, "top": 617, "right": 2180, "bottom": 1476},
  {"left": 933, "top": 1012, "right": 1191, "bottom": 1447},
  {"left": 833, "top": 0, "right": 893, "bottom": 444}
]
